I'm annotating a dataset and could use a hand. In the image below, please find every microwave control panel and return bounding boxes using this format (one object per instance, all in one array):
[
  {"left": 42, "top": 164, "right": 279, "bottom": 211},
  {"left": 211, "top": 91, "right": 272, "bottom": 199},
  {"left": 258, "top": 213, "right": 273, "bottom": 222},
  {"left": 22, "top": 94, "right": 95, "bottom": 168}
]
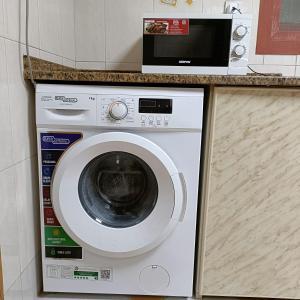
[{"left": 228, "top": 15, "right": 252, "bottom": 72}]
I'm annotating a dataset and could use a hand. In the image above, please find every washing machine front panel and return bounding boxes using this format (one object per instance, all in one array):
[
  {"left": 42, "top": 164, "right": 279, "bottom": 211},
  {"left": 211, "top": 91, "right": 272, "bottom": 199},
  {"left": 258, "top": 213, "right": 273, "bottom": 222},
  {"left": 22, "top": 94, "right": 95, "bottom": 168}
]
[{"left": 52, "top": 132, "right": 185, "bottom": 258}]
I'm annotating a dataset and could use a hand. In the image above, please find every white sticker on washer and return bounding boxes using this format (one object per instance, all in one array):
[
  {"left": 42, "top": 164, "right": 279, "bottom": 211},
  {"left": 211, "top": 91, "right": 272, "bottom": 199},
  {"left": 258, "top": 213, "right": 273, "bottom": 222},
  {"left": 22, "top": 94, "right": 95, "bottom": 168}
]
[
  {"left": 46, "top": 265, "right": 60, "bottom": 279},
  {"left": 46, "top": 265, "right": 113, "bottom": 281},
  {"left": 61, "top": 266, "right": 74, "bottom": 279},
  {"left": 99, "top": 268, "right": 113, "bottom": 281}
]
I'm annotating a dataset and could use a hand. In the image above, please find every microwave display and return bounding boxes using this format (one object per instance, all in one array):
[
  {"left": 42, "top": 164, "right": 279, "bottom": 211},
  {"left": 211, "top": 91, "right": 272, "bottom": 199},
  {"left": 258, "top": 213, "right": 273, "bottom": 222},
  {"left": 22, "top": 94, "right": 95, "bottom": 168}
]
[
  {"left": 143, "top": 19, "right": 232, "bottom": 67},
  {"left": 139, "top": 98, "right": 172, "bottom": 114}
]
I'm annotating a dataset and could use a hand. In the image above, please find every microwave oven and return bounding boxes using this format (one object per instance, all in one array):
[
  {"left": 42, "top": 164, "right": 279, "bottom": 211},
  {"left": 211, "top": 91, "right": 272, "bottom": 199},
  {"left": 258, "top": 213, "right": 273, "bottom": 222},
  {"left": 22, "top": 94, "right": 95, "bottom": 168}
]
[{"left": 142, "top": 14, "right": 252, "bottom": 75}]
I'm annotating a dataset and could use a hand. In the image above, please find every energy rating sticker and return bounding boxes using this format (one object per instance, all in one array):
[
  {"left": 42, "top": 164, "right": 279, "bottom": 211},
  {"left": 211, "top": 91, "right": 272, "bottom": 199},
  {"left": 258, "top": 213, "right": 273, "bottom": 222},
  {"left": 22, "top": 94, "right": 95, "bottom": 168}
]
[
  {"left": 45, "top": 226, "right": 78, "bottom": 246},
  {"left": 74, "top": 270, "right": 99, "bottom": 281}
]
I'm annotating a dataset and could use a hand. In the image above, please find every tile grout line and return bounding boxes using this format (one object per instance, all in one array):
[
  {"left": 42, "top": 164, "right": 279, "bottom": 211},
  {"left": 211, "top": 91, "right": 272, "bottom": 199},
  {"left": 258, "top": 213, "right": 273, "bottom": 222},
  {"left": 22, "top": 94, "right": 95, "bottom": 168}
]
[
  {"left": 104, "top": 0, "right": 107, "bottom": 70},
  {"left": 0, "top": 153, "right": 37, "bottom": 174}
]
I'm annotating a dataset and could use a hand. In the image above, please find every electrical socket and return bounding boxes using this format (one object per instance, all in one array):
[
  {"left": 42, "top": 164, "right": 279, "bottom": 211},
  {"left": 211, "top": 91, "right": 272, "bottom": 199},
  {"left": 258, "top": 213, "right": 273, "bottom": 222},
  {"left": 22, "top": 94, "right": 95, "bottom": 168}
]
[{"left": 224, "top": 1, "right": 241, "bottom": 14}]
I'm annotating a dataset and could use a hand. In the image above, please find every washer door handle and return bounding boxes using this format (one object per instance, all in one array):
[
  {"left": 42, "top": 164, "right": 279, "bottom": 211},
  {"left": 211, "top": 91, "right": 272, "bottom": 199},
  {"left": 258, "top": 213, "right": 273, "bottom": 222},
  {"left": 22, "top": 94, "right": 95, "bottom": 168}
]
[{"left": 179, "top": 172, "right": 187, "bottom": 222}]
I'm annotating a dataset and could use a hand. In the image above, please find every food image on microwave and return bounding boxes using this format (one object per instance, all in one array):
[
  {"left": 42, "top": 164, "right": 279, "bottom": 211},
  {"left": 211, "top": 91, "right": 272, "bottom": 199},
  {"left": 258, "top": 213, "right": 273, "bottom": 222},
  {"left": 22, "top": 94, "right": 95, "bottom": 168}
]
[{"left": 145, "top": 21, "right": 169, "bottom": 34}]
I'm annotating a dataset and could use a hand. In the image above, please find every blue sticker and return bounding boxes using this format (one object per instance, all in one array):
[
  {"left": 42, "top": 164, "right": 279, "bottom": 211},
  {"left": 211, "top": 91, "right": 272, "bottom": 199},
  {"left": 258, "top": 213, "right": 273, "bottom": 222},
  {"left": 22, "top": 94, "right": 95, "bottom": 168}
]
[
  {"left": 42, "top": 166, "right": 55, "bottom": 185},
  {"left": 41, "top": 133, "right": 82, "bottom": 150}
]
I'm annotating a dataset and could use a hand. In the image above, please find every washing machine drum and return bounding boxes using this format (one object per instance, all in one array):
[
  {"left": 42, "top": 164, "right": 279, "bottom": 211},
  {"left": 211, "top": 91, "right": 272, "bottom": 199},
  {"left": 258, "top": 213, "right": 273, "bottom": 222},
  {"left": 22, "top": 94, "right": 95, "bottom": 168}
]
[{"left": 52, "top": 132, "right": 185, "bottom": 258}]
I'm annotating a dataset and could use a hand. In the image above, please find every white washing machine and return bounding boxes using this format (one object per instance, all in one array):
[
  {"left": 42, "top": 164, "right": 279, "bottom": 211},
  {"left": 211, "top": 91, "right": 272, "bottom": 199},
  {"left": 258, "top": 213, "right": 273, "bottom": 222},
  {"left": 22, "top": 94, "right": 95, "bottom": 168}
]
[{"left": 36, "top": 84, "right": 203, "bottom": 297}]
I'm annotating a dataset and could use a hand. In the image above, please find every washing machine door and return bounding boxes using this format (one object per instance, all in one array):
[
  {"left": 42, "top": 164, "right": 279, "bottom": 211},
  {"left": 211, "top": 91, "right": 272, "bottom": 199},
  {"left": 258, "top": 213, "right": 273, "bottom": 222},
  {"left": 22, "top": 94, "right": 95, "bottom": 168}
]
[{"left": 52, "top": 132, "right": 185, "bottom": 258}]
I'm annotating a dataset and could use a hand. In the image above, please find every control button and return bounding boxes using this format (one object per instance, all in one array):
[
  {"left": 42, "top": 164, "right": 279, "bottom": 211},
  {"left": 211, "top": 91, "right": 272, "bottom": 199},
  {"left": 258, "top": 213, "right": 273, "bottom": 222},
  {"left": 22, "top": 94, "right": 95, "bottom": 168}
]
[
  {"left": 148, "top": 116, "right": 154, "bottom": 126},
  {"left": 164, "top": 116, "right": 169, "bottom": 126},
  {"left": 109, "top": 101, "right": 128, "bottom": 120},
  {"left": 233, "top": 25, "right": 248, "bottom": 40},
  {"left": 232, "top": 45, "right": 246, "bottom": 58},
  {"left": 156, "top": 116, "right": 162, "bottom": 126},
  {"left": 141, "top": 115, "right": 147, "bottom": 122}
]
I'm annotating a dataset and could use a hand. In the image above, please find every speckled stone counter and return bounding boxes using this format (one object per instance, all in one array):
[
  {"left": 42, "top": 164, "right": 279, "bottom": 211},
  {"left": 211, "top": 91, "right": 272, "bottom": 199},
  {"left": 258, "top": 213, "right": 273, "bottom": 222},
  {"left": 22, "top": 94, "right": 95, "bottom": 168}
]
[{"left": 24, "top": 56, "right": 300, "bottom": 87}]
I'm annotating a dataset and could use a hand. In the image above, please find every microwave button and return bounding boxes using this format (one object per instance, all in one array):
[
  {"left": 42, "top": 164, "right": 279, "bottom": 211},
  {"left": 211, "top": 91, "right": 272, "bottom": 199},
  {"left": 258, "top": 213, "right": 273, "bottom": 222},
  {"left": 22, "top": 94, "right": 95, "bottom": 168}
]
[
  {"left": 232, "top": 45, "right": 246, "bottom": 59},
  {"left": 233, "top": 25, "right": 248, "bottom": 40}
]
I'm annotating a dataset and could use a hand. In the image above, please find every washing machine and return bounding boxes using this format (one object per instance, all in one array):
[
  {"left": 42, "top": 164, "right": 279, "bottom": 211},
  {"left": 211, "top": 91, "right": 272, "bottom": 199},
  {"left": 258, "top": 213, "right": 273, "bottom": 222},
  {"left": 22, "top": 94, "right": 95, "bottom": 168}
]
[{"left": 36, "top": 84, "right": 204, "bottom": 297}]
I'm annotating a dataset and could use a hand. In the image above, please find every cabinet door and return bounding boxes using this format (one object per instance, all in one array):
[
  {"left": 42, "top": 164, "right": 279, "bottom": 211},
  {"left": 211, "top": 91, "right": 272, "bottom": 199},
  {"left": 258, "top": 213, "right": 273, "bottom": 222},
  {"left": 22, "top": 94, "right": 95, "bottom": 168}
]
[{"left": 201, "top": 87, "right": 300, "bottom": 299}]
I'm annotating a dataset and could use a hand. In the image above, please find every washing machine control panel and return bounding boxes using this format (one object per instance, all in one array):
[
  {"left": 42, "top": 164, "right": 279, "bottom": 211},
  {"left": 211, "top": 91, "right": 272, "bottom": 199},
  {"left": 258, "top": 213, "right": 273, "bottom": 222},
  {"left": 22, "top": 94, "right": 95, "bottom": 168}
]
[
  {"left": 37, "top": 87, "right": 203, "bottom": 131},
  {"left": 99, "top": 97, "right": 173, "bottom": 128}
]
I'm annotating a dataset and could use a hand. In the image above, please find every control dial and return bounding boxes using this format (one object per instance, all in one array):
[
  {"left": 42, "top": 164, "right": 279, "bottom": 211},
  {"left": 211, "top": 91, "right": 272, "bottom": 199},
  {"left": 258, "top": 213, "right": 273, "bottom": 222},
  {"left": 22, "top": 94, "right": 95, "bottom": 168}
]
[
  {"left": 232, "top": 45, "right": 246, "bottom": 58},
  {"left": 109, "top": 101, "right": 128, "bottom": 120},
  {"left": 233, "top": 25, "right": 248, "bottom": 40}
]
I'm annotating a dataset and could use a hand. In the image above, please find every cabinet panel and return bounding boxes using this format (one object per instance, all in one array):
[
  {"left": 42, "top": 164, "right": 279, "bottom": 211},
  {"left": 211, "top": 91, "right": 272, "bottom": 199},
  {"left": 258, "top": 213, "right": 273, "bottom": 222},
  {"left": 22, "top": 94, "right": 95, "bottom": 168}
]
[{"left": 202, "top": 87, "right": 300, "bottom": 299}]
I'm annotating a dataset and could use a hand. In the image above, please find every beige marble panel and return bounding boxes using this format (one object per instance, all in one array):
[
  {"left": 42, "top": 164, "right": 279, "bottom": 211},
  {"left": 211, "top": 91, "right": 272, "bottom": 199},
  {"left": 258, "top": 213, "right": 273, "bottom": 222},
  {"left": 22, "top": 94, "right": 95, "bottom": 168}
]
[{"left": 202, "top": 87, "right": 300, "bottom": 299}]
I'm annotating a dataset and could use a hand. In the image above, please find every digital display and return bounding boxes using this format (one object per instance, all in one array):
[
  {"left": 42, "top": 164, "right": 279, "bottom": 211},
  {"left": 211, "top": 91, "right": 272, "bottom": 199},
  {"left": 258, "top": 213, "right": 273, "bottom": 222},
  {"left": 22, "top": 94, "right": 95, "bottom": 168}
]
[{"left": 139, "top": 98, "right": 172, "bottom": 114}]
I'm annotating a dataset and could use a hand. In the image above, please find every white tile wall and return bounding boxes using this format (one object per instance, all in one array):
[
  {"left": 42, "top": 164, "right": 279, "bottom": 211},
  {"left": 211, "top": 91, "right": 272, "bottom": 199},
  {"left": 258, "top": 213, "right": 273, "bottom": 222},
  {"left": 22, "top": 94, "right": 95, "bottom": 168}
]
[
  {"left": 16, "top": 158, "right": 39, "bottom": 272},
  {"left": 63, "top": 58, "right": 76, "bottom": 68},
  {"left": 0, "top": 167, "right": 21, "bottom": 292},
  {"left": 60, "top": 0, "right": 76, "bottom": 60},
  {"left": 154, "top": 0, "right": 203, "bottom": 12},
  {"left": 0, "top": 1, "right": 75, "bottom": 300},
  {"left": 105, "top": 0, "right": 153, "bottom": 64},
  {"left": 6, "top": 39, "right": 35, "bottom": 163},
  {"left": 0, "top": 0, "right": 6, "bottom": 37},
  {"left": 39, "top": 0, "right": 62, "bottom": 56},
  {"left": 40, "top": 50, "right": 63, "bottom": 65},
  {"left": 75, "top": 0, "right": 106, "bottom": 62},
  {"left": 20, "top": 0, "right": 40, "bottom": 48},
  {"left": 204, "top": 0, "right": 253, "bottom": 13},
  {"left": 4, "top": 277, "right": 23, "bottom": 300},
  {"left": 74, "top": 0, "right": 299, "bottom": 75},
  {"left": 264, "top": 55, "right": 297, "bottom": 65},
  {"left": 76, "top": 61, "right": 106, "bottom": 70},
  {"left": 0, "top": 38, "right": 13, "bottom": 171},
  {"left": 21, "top": 257, "right": 41, "bottom": 300},
  {"left": 39, "top": 0, "right": 76, "bottom": 61}
]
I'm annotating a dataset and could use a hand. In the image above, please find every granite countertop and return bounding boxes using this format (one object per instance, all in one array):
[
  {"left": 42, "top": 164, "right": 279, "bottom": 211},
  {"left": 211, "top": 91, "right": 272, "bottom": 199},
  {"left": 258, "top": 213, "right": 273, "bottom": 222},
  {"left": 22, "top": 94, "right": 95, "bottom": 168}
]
[{"left": 23, "top": 56, "right": 300, "bottom": 87}]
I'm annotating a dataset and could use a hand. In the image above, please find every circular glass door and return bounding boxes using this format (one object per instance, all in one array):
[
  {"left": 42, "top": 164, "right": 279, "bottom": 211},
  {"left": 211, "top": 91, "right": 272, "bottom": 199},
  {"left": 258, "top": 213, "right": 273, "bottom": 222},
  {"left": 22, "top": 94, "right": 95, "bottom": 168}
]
[
  {"left": 52, "top": 132, "right": 184, "bottom": 258},
  {"left": 78, "top": 151, "right": 158, "bottom": 228}
]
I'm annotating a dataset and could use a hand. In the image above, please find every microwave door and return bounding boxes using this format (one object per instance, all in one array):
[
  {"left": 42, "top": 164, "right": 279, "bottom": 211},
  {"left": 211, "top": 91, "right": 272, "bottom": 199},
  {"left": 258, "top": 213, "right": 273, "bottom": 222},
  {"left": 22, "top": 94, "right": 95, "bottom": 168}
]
[{"left": 143, "top": 19, "right": 232, "bottom": 67}]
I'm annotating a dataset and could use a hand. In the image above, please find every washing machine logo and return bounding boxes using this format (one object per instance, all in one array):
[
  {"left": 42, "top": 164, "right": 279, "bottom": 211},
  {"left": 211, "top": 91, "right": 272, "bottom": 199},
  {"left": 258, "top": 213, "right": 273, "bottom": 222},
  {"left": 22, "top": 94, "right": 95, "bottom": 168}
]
[
  {"left": 42, "top": 136, "right": 70, "bottom": 145},
  {"left": 55, "top": 96, "right": 78, "bottom": 103}
]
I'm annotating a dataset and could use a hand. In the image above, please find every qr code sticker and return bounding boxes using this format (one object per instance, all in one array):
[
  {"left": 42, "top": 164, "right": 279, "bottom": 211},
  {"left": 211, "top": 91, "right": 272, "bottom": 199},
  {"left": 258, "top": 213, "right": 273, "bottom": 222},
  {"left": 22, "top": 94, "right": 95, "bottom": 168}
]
[{"left": 100, "top": 268, "right": 112, "bottom": 281}]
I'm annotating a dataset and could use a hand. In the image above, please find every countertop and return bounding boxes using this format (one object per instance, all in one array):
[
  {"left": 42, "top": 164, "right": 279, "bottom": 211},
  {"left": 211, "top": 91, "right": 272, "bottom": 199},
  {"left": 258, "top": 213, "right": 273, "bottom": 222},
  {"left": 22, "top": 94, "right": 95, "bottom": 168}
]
[{"left": 24, "top": 56, "right": 300, "bottom": 87}]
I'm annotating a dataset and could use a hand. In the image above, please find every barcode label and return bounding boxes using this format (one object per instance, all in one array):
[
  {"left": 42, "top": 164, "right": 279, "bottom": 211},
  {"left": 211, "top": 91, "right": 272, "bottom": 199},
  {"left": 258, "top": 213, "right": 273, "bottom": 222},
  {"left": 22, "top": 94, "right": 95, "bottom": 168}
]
[{"left": 100, "top": 268, "right": 112, "bottom": 281}]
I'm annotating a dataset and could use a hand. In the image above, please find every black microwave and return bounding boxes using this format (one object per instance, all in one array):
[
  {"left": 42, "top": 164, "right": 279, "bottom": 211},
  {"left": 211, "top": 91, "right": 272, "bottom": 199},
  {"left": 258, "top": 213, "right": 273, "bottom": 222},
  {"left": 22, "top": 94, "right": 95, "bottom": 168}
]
[{"left": 142, "top": 14, "right": 252, "bottom": 75}]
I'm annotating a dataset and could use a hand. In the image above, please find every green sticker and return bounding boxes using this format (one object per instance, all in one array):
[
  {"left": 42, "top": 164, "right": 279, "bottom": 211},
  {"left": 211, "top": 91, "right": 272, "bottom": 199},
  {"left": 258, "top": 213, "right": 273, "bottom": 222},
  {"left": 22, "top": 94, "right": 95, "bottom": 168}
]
[
  {"left": 74, "top": 271, "right": 98, "bottom": 280},
  {"left": 45, "top": 226, "right": 78, "bottom": 246}
]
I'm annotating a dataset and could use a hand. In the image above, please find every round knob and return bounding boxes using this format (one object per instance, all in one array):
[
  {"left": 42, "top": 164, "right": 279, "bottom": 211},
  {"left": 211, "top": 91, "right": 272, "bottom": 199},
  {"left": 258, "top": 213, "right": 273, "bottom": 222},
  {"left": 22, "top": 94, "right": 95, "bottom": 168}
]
[
  {"left": 109, "top": 101, "right": 128, "bottom": 120},
  {"left": 232, "top": 45, "right": 246, "bottom": 58},
  {"left": 234, "top": 25, "right": 248, "bottom": 40}
]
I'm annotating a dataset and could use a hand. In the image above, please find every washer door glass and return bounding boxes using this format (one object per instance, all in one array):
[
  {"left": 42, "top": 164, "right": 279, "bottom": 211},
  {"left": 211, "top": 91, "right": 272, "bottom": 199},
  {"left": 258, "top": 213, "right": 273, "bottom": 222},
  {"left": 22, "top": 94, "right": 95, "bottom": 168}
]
[{"left": 78, "top": 151, "right": 158, "bottom": 228}]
